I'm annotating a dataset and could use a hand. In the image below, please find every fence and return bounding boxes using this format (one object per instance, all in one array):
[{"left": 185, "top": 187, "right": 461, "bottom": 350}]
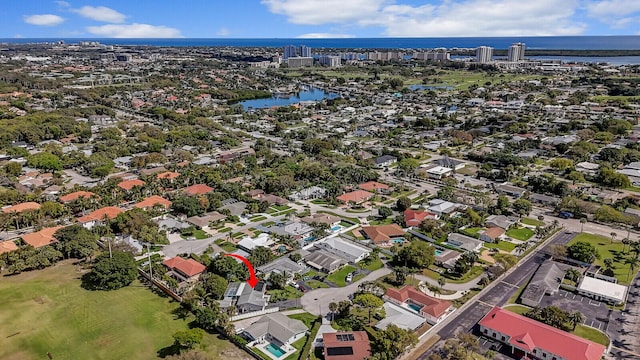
[
  {"left": 138, "top": 268, "right": 182, "bottom": 302},
  {"left": 230, "top": 307, "right": 279, "bottom": 321}
]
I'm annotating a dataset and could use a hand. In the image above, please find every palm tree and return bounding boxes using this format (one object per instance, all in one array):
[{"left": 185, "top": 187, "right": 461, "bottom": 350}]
[
  {"left": 515, "top": 242, "right": 528, "bottom": 257},
  {"left": 565, "top": 268, "right": 581, "bottom": 283},
  {"left": 580, "top": 218, "right": 587, "bottom": 232},
  {"left": 632, "top": 241, "right": 640, "bottom": 260},
  {"left": 626, "top": 257, "right": 638, "bottom": 281},
  {"left": 432, "top": 286, "right": 442, "bottom": 298},
  {"left": 479, "top": 276, "right": 491, "bottom": 288},
  {"left": 623, "top": 237, "right": 630, "bottom": 254},
  {"left": 438, "top": 277, "right": 446, "bottom": 288},
  {"left": 603, "top": 258, "right": 615, "bottom": 270},
  {"left": 569, "top": 311, "right": 585, "bottom": 330},
  {"left": 329, "top": 302, "right": 338, "bottom": 323},
  {"left": 537, "top": 215, "right": 545, "bottom": 223},
  {"left": 610, "top": 232, "right": 617, "bottom": 244}
]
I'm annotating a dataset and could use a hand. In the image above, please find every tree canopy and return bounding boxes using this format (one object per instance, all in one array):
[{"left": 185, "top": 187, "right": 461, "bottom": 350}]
[{"left": 88, "top": 251, "right": 138, "bottom": 290}]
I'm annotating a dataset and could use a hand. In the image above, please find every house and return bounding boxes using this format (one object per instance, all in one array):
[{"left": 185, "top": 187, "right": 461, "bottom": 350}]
[
  {"left": 495, "top": 183, "right": 527, "bottom": 198},
  {"left": 375, "top": 302, "right": 426, "bottom": 331},
  {"left": 59, "top": 191, "right": 96, "bottom": 203},
  {"left": 220, "top": 281, "right": 270, "bottom": 313},
  {"left": 358, "top": 181, "right": 391, "bottom": 194},
  {"left": 446, "top": 233, "right": 483, "bottom": 252},
  {"left": 383, "top": 286, "right": 454, "bottom": 325},
  {"left": 577, "top": 275, "right": 628, "bottom": 305},
  {"left": 360, "top": 224, "right": 405, "bottom": 246},
  {"left": 404, "top": 209, "right": 437, "bottom": 227},
  {"left": 425, "top": 166, "right": 453, "bottom": 179},
  {"left": 156, "top": 171, "right": 181, "bottom": 181},
  {"left": 480, "top": 227, "right": 505, "bottom": 243},
  {"left": 2, "top": 202, "right": 41, "bottom": 214},
  {"left": 530, "top": 193, "right": 561, "bottom": 207},
  {"left": 135, "top": 195, "right": 172, "bottom": 210},
  {"left": 20, "top": 226, "right": 65, "bottom": 248},
  {"left": 0, "top": 240, "right": 18, "bottom": 254},
  {"left": 426, "top": 199, "right": 460, "bottom": 216},
  {"left": 520, "top": 261, "right": 569, "bottom": 307},
  {"left": 575, "top": 162, "right": 600, "bottom": 176},
  {"left": 323, "top": 331, "right": 371, "bottom": 360},
  {"left": 117, "top": 179, "right": 145, "bottom": 191},
  {"left": 162, "top": 256, "right": 206, "bottom": 282},
  {"left": 155, "top": 215, "right": 191, "bottom": 233},
  {"left": 484, "top": 214, "right": 516, "bottom": 230},
  {"left": 435, "top": 157, "right": 466, "bottom": 170},
  {"left": 289, "top": 186, "right": 327, "bottom": 201},
  {"left": 182, "top": 183, "right": 214, "bottom": 196},
  {"left": 237, "top": 233, "right": 274, "bottom": 253},
  {"left": 304, "top": 250, "right": 347, "bottom": 273},
  {"left": 301, "top": 213, "right": 341, "bottom": 227},
  {"left": 336, "top": 190, "right": 374, "bottom": 205},
  {"left": 253, "top": 193, "right": 289, "bottom": 206},
  {"left": 257, "top": 257, "right": 307, "bottom": 279},
  {"left": 268, "top": 221, "right": 314, "bottom": 241},
  {"left": 374, "top": 155, "right": 397, "bottom": 168},
  {"left": 243, "top": 313, "right": 308, "bottom": 348},
  {"left": 315, "top": 237, "right": 371, "bottom": 263},
  {"left": 220, "top": 199, "right": 247, "bottom": 216},
  {"left": 77, "top": 206, "right": 123, "bottom": 229},
  {"left": 185, "top": 211, "right": 226, "bottom": 229},
  {"left": 478, "top": 306, "right": 606, "bottom": 360}
]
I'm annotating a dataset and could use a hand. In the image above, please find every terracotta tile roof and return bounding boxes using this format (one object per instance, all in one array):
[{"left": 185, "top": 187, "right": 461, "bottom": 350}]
[
  {"left": 361, "top": 224, "right": 405, "bottom": 243},
  {"left": 117, "top": 179, "right": 145, "bottom": 191},
  {"left": 183, "top": 184, "right": 214, "bottom": 196},
  {"left": 59, "top": 191, "right": 96, "bottom": 203},
  {"left": 404, "top": 209, "right": 436, "bottom": 227},
  {"left": 162, "top": 256, "right": 206, "bottom": 278},
  {"left": 323, "top": 331, "right": 371, "bottom": 360},
  {"left": 21, "top": 226, "right": 65, "bottom": 248},
  {"left": 2, "top": 202, "right": 41, "bottom": 214},
  {"left": 0, "top": 240, "right": 18, "bottom": 254},
  {"left": 77, "top": 207, "right": 123, "bottom": 223},
  {"left": 336, "top": 190, "right": 373, "bottom": 204},
  {"left": 479, "top": 307, "right": 606, "bottom": 360},
  {"left": 156, "top": 171, "right": 180, "bottom": 180},
  {"left": 384, "top": 286, "right": 452, "bottom": 317},
  {"left": 482, "top": 227, "right": 505, "bottom": 240},
  {"left": 135, "top": 195, "right": 172, "bottom": 209},
  {"left": 358, "top": 181, "right": 390, "bottom": 192}
]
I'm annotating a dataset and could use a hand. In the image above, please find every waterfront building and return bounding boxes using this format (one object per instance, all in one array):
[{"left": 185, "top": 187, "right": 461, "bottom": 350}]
[{"left": 476, "top": 46, "right": 493, "bottom": 63}]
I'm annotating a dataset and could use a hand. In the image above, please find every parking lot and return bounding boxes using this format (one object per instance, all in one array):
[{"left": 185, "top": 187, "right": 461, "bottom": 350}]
[{"left": 538, "top": 289, "right": 612, "bottom": 331}]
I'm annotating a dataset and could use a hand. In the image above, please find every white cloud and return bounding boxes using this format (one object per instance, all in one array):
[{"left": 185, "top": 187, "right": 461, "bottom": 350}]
[
  {"left": 263, "top": 0, "right": 585, "bottom": 36},
  {"left": 86, "top": 23, "right": 183, "bottom": 38},
  {"left": 23, "top": 14, "right": 65, "bottom": 26},
  {"left": 586, "top": 0, "right": 640, "bottom": 18},
  {"left": 297, "top": 33, "right": 355, "bottom": 38},
  {"left": 13, "top": 34, "right": 24, "bottom": 38},
  {"left": 72, "top": 5, "right": 126, "bottom": 23},
  {"left": 55, "top": 1, "right": 70, "bottom": 8},
  {"left": 217, "top": 27, "right": 231, "bottom": 36}
]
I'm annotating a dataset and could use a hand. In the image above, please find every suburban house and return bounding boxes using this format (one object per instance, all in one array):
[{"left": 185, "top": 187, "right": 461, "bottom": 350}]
[
  {"left": 360, "top": 224, "right": 405, "bottom": 246},
  {"left": 243, "top": 313, "right": 308, "bottom": 348},
  {"left": 156, "top": 171, "right": 181, "bottom": 182},
  {"left": 135, "top": 195, "right": 172, "bottom": 210},
  {"left": 289, "top": 186, "right": 327, "bottom": 201},
  {"left": 530, "top": 193, "right": 561, "bottom": 207},
  {"left": 484, "top": 215, "right": 517, "bottom": 230},
  {"left": 2, "top": 202, "right": 41, "bottom": 214},
  {"left": 446, "top": 233, "right": 483, "bottom": 252},
  {"left": 424, "top": 165, "right": 454, "bottom": 179},
  {"left": 374, "top": 155, "right": 397, "bottom": 168},
  {"left": 375, "top": 302, "right": 426, "bottom": 331},
  {"left": 21, "top": 226, "right": 65, "bottom": 248},
  {"left": 336, "top": 190, "right": 374, "bottom": 205},
  {"left": 59, "top": 191, "right": 97, "bottom": 203},
  {"left": 248, "top": 190, "right": 289, "bottom": 206},
  {"left": 162, "top": 256, "right": 206, "bottom": 282},
  {"left": 577, "top": 275, "right": 628, "bottom": 305},
  {"left": 315, "top": 237, "right": 371, "bottom": 263},
  {"left": 182, "top": 183, "right": 214, "bottom": 196},
  {"left": 117, "top": 179, "right": 145, "bottom": 191},
  {"left": 304, "top": 250, "right": 347, "bottom": 273},
  {"left": 479, "top": 227, "right": 506, "bottom": 243},
  {"left": 257, "top": 256, "right": 307, "bottom": 280},
  {"left": 576, "top": 161, "right": 600, "bottom": 176},
  {"left": 323, "top": 331, "right": 371, "bottom": 360},
  {"left": 0, "top": 240, "right": 18, "bottom": 254},
  {"left": 383, "top": 286, "right": 454, "bottom": 325},
  {"left": 301, "top": 213, "right": 341, "bottom": 228},
  {"left": 404, "top": 209, "right": 437, "bottom": 227},
  {"left": 268, "top": 221, "right": 314, "bottom": 241},
  {"left": 435, "top": 157, "right": 466, "bottom": 170},
  {"left": 520, "top": 261, "right": 568, "bottom": 307},
  {"left": 358, "top": 181, "right": 392, "bottom": 194},
  {"left": 220, "top": 281, "right": 270, "bottom": 313},
  {"left": 237, "top": 233, "right": 274, "bottom": 253},
  {"left": 478, "top": 306, "right": 606, "bottom": 360},
  {"left": 426, "top": 199, "right": 461, "bottom": 216},
  {"left": 77, "top": 206, "right": 123, "bottom": 229},
  {"left": 185, "top": 211, "right": 226, "bottom": 229},
  {"left": 495, "top": 183, "right": 527, "bottom": 198}
]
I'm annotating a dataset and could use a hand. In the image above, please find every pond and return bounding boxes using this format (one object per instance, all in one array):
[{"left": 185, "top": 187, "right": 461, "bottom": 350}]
[{"left": 239, "top": 87, "right": 340, "bottom": 109}]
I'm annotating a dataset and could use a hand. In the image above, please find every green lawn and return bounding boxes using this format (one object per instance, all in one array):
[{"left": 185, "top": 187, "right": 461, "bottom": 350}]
[
  {"left": 268, "top": 285, "right": 303, "bottom": 302},
  {"left": 462, "top": 227, "right": 483, "bottom": 237},
  {"left": 569, "top": 233, "right": 637, "bottom": 285},
  {"left": 443, "top": 265, "right": 484, "bottom": 284},
  {"left": 305, "top": 280, "right": 329, "bottom": 289},
  {"left": 326, "top": 265, "right": 357, "bottom": 287},
  {"left": 283, "top": 336, "right": 307, "bottom": 360},
  {"left": 319, "top": 211, "right": 360, "bottom": 224},
  {"left": 484, "top": 241, "right": 517, "bottom": 252},
  {"left": 0, "top": 261, "right": 244, "bottom": 360},
  {"left": 573, "top": 324, "right": 610, "bottom": 346},
  {"left": 369, "top": 218, "right": 394, "bottom": 225},
  {"left": 181, "top": 229, "right": 209, "bottom": 239},
  {"left": 310, "top": 199, "right": 328, "bottom": 205},
  {"left": 521, "top": 218, "right": 545, "bottom": 227},
  {"left": 287, "top": 313, "right": 318, "bottom": 329},
  {"left": 504, "top": 304, "right": 531, "bottom": 315},
  {"left": 231, "top": 231, "right": 245, "bottom": 239},
  {"left": 506, "top": 227, "right": 534, "bottom": 241},
  {"left": 360, "top": 257, "right": 384, "bottom": 271},
  {"left": 272, "top": 205, "right": 291, "bottom": 212},
  {"left": 218, "top": 227, "right": 232, "bottom": 233},
  {"left": 219, "top": 241, "right": 237, "bottom": 252},
  {"left": 249, "top": 215, "right": 267, "bottom": 222}
]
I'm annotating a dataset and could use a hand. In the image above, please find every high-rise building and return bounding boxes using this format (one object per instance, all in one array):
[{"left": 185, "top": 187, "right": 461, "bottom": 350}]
[
  {"left": 283, "top": 45, "right": 297, "bottom": 59},
  {"left": 299, "top": 45, "right": 311, "bottom": 57},
  {"left": 507, "top": 42, "right": 526, "bottom": 62},
  {"left": 475, "top": 46, "right": 493, "bottom": 64}
]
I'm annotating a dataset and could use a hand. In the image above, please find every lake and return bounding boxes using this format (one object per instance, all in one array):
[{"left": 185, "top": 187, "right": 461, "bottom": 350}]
[{"left": 239, "top": 87, "right": 340, "bottom": 109}]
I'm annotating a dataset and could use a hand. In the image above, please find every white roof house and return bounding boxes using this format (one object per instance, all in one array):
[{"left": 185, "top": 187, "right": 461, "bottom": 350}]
[
  {"left": 577, "top": 276, "right": 628, "bottom": 305},
  {"left": 237, "top": 233, "right": 273, "bottom": 253},
  {"left": 425, "top": 166, "right": 453, "bottom": 179}
]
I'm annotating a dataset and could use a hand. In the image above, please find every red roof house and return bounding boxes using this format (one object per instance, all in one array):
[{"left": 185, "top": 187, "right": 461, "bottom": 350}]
[
  {"left": 77, "top": 207, "right": 123, "bottom": 228},
  {"left": 135, "top": 195, "right": 172, "bottom": 210},
  {"left": 183, "top": 184, "right": 214, "bottom": 196},
  {"left": 0, "top": 240, "right": 18, "bottom": 254},
  {"left": 384, "top": 286, "right": 453, "bottom": 324},
  {"left": 2, "top": 202, "right": 41, "bottom": 214},
  {"left": 403, "top": 209, "right": 437, "bottom": 227},
  {"left": 323, "top": 331, "right": 371, "bottom": 360},
  {"left": 360, "top": 224, "right": 405, "bottom": 245},
  {"left": 478, "top": 307, "right": 606, "bottom": 360},
  {"left": 59, "top": 191, "right": 97, "bottom": 203},
  {"left": 156, "top": 171, "right": 180, "bottom": 180},
  {"left": 21, "top": 226, "right": 65, "bottom": 248},
  {"left": 336, "top": 190, "right": 373, "bottom": 204},
  {"left": 358, "top": 181, "right": 391, "bottom": 193},
  {"left": 163, "top": 256, "right": 206, "bottom": 280},
  {"left": 117, "top": 179, "right": 145, "bottom": 191}
]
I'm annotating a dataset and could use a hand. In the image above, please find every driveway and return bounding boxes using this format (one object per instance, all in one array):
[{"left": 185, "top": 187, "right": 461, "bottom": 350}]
[
  {"left": 539, "top": 290, "right": 612, "bottom": 332},
  {"left": 300, "top": 266, "right": 393, "bottom": 316}
]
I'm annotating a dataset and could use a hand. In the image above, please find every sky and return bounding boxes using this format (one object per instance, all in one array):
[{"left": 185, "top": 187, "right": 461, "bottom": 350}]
[{"left": 2, "top": 0, "right": 639, "bottom": 38}]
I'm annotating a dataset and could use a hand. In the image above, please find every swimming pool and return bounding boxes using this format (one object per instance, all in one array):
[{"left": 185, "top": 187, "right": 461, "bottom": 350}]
[
  {"left": 331, "top": 225, "right": 341, "bottom": 231},
  {"left": 408, "top": 303, "right": 423, "bottom": 312},
  {"left": 435, "top": 249, "right": 444, "bottom": 256},
  {"left": 391, "top": 238, "right": 404, "bottom": 244},
  {"left": 265, "top": 343, "right": 286, "bottom": 358}
]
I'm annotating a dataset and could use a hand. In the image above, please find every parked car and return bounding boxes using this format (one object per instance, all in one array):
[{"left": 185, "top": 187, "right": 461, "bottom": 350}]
[
  {"left": 558, "top": 211, "right": 574, "bottom": 219},
  {"left": 346, "top": 272, "right": 353, "bottom": 282}
]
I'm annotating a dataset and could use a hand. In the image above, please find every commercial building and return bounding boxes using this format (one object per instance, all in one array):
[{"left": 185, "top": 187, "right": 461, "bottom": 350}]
[
  {"left": 287, "top": 57, "right": 314, "bottom": 68},
  {"left": 520, "top": 261, "right": 568, "bottom": 307},
  {"left": 508, "top": 42, "right": 526, "bottom": 62},
  {"left": 318, "top": 55, "right": 341, "bottom": 67},
  {"left": 478, "top": 306, "right": 606, "bottom": 360},
  {"left": 475, "top": 46, "right": 493, "bottom": 64},
  {"left": 577, "top": 275, "right": 628, "bottom": 305}
]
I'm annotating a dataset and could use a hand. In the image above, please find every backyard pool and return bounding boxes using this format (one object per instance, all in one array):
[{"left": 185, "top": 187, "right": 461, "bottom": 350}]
[
  {"left": 331, "top": 225, "right": 342, "bottom": 231},
  {"left": 408, "top": 303, "right": 423, "bottom": 312},
  {"left": 434, "top": 249, "right": 444, "bottom": 256},
  {"left": 265, "top": 343, "right": 286, "bottom": 358},
  {"left": 391, "top": 238, "right": 404, "bottom": 244}
]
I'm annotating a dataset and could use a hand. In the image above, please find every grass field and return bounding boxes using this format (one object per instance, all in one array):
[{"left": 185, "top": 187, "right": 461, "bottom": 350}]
[
  {"left": 360, "top": 257, "right": 384, "bottom": 271},
  {"left": 521, "top": 218, "right": 545, "bottom": 227},
  {"left": 569, "top": 233, "right": 637, "bottom": 285},
  {"left": 503, "top": 304, "right": 531, "bottom": 315},
  {"left": 0, "top": 261, "right": 244, "bottom": 360},
  {"left": 573, "top": 324, "right": 610, "bottom": 346},
  {"left": 484, "top": 241, "right": 517, "bottom": 252},
  {"left": 326, "top": 265, "right": 357, "bottom": 287},
  {"left": 506, "top": 227, "right": 534, "bottom": 241},
  {"left": 462, "top": 227, "right": 483, "bottom": 237}
]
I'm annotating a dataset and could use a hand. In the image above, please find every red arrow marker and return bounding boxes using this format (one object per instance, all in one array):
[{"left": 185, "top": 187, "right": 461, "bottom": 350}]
[{"left": 223, "top": 253, "right": 259, "bottom": 288}]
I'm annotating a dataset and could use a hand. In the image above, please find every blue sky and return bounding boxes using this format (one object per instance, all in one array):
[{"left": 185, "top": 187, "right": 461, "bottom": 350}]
[{"left": 2, "top": 0, "right": 639, "bottom": 38}]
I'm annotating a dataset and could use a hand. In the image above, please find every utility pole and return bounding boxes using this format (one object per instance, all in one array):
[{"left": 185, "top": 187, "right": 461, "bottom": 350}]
[
  {"left": 107, "top": 237, "right": 112, "bottom": 258},
  {"left": 147, "top": 243, "right": 153, "bottom": 280}
]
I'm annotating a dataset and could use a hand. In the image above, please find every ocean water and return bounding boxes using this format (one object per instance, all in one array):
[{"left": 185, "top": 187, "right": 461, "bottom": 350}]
[{"left": 1, "top": 36, "right": 639, "bottom": 50}]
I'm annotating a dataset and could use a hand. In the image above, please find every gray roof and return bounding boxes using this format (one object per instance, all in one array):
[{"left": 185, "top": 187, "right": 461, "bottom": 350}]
[
  {"left": 435, "top": 157, "right": 464, "bottom": 168},
  {"left": 446, "top": 233, "right": 483, "bottom": 252},
  {"left": 375, "top": 302, "right": 425, "bottom": 331},
  {"left": 220, "top": 281, "right": 269, "bottom": 309},
  {"left": 485, "top": 215, "right": 516, "bottom": 230},
  {"left": 244, "top": 313, "right": 308, "bottom": 345},
  {"left": 374, "top": 155, "right": 397, "bottom": 165},
  {"left": 304, "top": 250, "right": 346, "bottom": 271},
  {"left": 530, "top": 193, "right": 561, "bottom": 205},
  {"left": 257, "top": 256, "right": 307, "bottom": 275},
  {"left": 495, "top": 183, "right": 527, "bottom": 196},
  {"left": 521, "top": 261, "right": 568, "bottom": 305},
  {"left": 315, "top": 237, "right": 371, "bottom": 263}
]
